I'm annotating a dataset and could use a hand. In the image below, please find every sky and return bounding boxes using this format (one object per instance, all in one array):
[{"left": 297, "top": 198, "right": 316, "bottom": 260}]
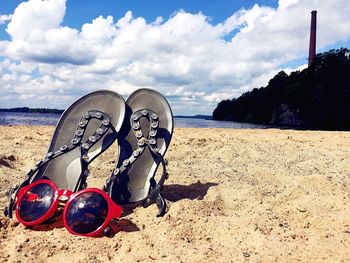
[{"left": 0, "top": 0, "right": 350, "bottom": 115}]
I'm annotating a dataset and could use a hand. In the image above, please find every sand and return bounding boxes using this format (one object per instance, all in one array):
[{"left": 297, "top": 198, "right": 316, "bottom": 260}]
[{"left": 0, "top": 125, "right": 349, "bottom": 262}]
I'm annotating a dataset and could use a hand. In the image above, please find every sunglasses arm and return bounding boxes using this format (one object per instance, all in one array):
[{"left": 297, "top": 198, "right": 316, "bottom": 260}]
[{"left": 111, "top": 202, "right": 123, "bottom": 219}]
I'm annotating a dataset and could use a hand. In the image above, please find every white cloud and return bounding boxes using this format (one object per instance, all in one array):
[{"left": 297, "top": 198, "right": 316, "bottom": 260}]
[
  {"left": 0, "top": 14, "right": 12, "bottom": 25},
  {"left": 278, "top": 0, "right": 300, "bottom": 10},
  {"left": 0, "top": 0, "right": 350, "bottom": 114},
  {"left": 6, "top": 0, "right": 66, "bottom": 39}
]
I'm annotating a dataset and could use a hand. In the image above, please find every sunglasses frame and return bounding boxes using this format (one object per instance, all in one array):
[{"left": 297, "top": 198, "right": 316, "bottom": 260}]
[
  {"left": 63, "top": 187, "right": 123, "bottom": 237},
  {"left": 15, "top": 179, "right": 122, "bottom": 237}
]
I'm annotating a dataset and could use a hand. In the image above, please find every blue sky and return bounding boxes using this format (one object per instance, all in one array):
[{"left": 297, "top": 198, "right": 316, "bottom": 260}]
[
  {"left": 0, "top": 0, "right": 278, "bottom": 41},
  {"left": 63, "top": 0, "right": 278, "bottom": 26},
  {"left": 0, "top": 0, "right": 350, "bottom": 114}
]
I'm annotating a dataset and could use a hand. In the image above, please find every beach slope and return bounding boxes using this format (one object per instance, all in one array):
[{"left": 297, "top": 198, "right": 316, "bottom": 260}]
[{"left": 0, "top": 126, "right": 349, "bottom": 262}]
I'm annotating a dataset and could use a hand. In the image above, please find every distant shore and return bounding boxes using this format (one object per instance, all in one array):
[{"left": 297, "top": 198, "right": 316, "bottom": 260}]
[
  {"left": 0, "top": 107, "right": 212, "bottom": 120},
  {"left": 0, "top": 107, "right": 64, "bottom": 114}
]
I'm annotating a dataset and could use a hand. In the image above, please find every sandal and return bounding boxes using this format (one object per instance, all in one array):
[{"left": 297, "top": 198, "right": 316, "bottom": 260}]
[
  {"left": 4, "top": 90, "right": 125, "bottom": 218},
  {"left": 104, "top": 88, "right": 173, "bottom": 217}
]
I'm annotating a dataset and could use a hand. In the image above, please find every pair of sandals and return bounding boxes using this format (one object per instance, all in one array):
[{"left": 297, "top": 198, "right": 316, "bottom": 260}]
[{"left": 4, "top": 88, "right": 173, "bottom": 228}]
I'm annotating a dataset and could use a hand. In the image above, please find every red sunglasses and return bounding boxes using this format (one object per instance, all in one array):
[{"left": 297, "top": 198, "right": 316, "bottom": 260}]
[{"left": 15, "top": 179, "right": 123, "bottom": 237}]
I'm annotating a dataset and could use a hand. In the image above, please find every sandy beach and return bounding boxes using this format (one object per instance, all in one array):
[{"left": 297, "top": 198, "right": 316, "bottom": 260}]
[{"left": 0, "top": 126, "right": 349, "bottom": 262}]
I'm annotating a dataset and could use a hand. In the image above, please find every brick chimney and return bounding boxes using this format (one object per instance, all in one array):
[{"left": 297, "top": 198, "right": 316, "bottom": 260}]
[{"left": 308, "top": 10, "right": 317, "bottom": 66}]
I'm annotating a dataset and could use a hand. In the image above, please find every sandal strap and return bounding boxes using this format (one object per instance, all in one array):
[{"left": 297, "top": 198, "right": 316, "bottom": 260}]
[
  {"left": 104, "top": 109, "right": 169, "bottom": 216},
  {"left": 4, "top": 110, "right": 115, "bottom": 218}
]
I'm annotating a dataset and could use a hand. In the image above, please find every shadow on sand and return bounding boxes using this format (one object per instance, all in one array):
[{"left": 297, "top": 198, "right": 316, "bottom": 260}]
[
  {"left": 121, "top": 181, "right": 218, "bottom": 216},
  {"left": 29, "top": 213, "right": 139, "bottom": 235},
  {"left": 163, "top": 181, "right": 218, "bottom": 202}
]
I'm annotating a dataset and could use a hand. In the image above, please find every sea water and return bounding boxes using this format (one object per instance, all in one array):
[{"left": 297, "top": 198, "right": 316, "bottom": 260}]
[
  {"left": 0, "top": 112, "right": 61, "bottom": 126},
  {"left": 0, "top": 112, "right": 267, "bottom": 129}
]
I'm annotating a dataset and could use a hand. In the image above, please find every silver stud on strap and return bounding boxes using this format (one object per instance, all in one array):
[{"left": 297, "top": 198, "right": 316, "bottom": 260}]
[
  {"left": 149, "top": 138, "right": 156, "bottom": 145},
  {"left": 79, "top": 120, "right": 87, "bottom": 128},
  {"left": 151, "top": 122, "right": 158, "bottom": 128},
  {"left": 95, "top": 112, "right": 102, "bottom": 119},
  {"left": 138, "top": 140, "right": 145, "bottom": 146},
  {"left": 150, "top": 130, "right": 157, "bottom": 137},
  {"left": 123, "top": 160, "right": 130, "bottom": 167},
  {"left": 75, "top": 130, "right": 83, "bottom": 137},
  {"left": 151, "top": 113, "right": 158, "bottom": 120},
  {"left": 60, "top": 145, "right": 68, "bottom": 151},
  {"left": 97, "top": 128, "right": 105, "bottom": 135},
  {"left": 82, "top": 143, "right": 90, "bottom": 150},
  {"left": 142, "top": 110, "right": 148, "bottom": 116},
  {"left": 102, "top": 119, "right": 110, "bottom": 126},
  {"left": 132, "top": 150, "right": 139, "bottom": 157},
  {"left": 47, "top": 152, "right": 54, "bottom": 158},
  {"left": 82, "top": 155, "right": 89, "bottom": 162},
  {"left": 133, "top": 123, "right": 140, "bottom": 130},
  {"left": 89, "top": 136, "right": 97, "bottom": 143},
  {"left": 113, "top": 168, "right": 120, "bottom": 176},
  {"left": 71, "top": 138, "right": 80, "bottom": 145},
  {"left": 84, "top": 112, "right": 91, "bottom": 119},
  {"left": 132, "top": 115, "right": 139, "bottom": 121},
  {"left": 136, "top": 131, "right": 143, "bottom": 138}
]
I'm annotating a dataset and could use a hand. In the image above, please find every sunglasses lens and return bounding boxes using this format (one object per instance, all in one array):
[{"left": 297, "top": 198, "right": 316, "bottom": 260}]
[
  {"left": 17, "top": 183, "right": 55, "bottom": 222},
  {"left": 66, "top": 192, "right": 108, "bottom": 234}
]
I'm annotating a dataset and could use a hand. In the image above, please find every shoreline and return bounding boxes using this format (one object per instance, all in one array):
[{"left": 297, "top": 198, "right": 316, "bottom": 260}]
[
  {"left": 1, "top": 126, "right": 350, "bottom": 262},
  {"left": 1, "top": 124, "right": 350, "bottom": 133}
]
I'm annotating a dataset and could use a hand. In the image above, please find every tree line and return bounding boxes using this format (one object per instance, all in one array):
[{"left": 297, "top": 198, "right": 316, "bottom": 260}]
[
  {"left": 212, "top": 48, "right": 350, "bottom": 130},
  {"left": 0, "top": 107, "right": 64, "bottom": 114}
]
